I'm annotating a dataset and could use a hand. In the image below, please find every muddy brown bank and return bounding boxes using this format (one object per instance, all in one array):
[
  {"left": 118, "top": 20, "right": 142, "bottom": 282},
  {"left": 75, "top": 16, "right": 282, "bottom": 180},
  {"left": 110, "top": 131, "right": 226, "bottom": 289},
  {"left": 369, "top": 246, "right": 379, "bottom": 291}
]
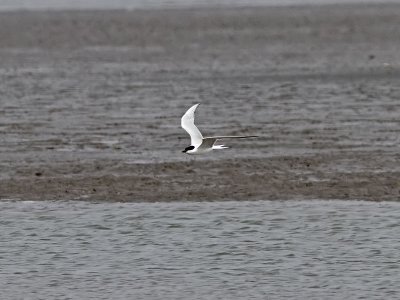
[{"left": 0, "top": 4, "right": 399, "bottom": 201}]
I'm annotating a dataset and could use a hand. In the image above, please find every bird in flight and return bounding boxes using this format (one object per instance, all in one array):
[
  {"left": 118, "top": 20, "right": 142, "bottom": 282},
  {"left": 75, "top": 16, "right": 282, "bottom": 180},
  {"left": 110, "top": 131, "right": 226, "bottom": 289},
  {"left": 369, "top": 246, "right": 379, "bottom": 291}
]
[{"left": 181, "top": 103, "right": 258, "bottom": 154}]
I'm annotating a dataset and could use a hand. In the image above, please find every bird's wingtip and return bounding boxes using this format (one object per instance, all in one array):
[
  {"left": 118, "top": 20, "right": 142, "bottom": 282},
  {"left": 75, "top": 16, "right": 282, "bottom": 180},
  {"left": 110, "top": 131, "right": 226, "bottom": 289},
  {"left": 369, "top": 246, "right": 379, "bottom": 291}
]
[{"left": 190, "top": 103, "right": 200, "bottom": 111}]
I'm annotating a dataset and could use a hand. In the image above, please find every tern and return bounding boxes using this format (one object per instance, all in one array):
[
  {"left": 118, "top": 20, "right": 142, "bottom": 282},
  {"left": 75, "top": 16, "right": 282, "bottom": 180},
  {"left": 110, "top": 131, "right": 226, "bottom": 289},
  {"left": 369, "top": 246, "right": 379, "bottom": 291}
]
[{"left": 181, "top": 103, "right": 258, "bottom": 154}]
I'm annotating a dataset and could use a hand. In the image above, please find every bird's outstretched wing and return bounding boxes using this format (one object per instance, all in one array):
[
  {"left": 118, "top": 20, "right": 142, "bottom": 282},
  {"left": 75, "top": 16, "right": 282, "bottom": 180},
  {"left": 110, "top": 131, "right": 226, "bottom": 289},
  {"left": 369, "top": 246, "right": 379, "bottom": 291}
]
[
  {"left": 205, "top": 135, "right": 258, "bottom": 139},
  {"left": 198, "top": 137, "right": 217, "bottom": 149},
  {"left": 181, "top": 103, "right": 203, "bottom": 147}
]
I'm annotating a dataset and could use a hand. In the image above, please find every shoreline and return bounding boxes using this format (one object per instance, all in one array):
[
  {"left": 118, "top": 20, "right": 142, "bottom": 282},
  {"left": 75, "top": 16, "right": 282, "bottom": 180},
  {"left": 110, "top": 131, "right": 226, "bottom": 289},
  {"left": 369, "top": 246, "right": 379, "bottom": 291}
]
[{"left": 1, "top": 151, "right": 399, "bottom": 202}]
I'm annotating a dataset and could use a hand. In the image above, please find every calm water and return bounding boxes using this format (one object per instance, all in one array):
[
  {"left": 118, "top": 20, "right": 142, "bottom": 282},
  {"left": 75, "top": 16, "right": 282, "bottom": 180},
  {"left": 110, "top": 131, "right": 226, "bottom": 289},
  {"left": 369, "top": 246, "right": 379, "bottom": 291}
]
[
  {"left": 1, "top": 200, "right": 399, "bottom": 299},
  {"left": 0, "top": 0, "right": 395, "bottom": 10}
]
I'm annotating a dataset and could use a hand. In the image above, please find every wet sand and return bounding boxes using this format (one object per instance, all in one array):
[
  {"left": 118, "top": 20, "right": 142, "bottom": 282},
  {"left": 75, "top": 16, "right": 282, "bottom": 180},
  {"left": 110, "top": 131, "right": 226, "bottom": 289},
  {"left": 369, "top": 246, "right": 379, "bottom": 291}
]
[{"left": 0, "top": 4, "right": 400, "bottom": 201}]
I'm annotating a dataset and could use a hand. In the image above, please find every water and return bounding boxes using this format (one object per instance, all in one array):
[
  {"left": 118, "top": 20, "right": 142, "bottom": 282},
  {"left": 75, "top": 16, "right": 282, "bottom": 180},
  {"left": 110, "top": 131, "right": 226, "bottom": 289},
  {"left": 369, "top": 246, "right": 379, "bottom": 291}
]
[
  {"left": 0, "top": 0, "right": 396, "bottom": 11},
  {"left": 1, "top": 200, "right": 399, "bottom": 299}
]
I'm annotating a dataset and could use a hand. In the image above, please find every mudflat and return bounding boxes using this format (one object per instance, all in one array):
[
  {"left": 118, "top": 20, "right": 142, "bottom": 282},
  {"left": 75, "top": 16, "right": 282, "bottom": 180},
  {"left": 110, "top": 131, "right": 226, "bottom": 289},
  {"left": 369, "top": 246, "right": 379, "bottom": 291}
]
[{"left": 0, "top": 4, "right": 399, "bottom": 201}]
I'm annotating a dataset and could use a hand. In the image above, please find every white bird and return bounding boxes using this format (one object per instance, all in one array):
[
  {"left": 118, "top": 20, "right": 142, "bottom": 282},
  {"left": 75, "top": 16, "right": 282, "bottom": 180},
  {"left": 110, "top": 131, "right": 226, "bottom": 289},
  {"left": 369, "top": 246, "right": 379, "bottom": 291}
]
[{"left": 181, "top": 103, "right": 258, "bottom": 154}]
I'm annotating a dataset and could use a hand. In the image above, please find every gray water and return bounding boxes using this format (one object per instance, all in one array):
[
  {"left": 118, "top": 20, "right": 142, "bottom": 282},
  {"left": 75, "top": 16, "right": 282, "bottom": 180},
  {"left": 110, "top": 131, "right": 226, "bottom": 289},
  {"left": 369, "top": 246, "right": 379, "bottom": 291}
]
[
  {"left": 0, "top": 0, "right": 396, "bottom": 11},
  {"left": 1, "top": 200, "right": 399, "bottom": 299}
]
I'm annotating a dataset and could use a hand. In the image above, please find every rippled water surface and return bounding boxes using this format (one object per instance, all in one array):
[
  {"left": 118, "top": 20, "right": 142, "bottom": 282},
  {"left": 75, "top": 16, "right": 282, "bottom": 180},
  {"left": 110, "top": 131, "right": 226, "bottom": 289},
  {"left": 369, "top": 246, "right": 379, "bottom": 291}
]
[
  {"left": 0, "top": 0, "right": 391, "bottom": 11},
  {"left": 1, "top": 200, "right": 400, "bottom": 299}
]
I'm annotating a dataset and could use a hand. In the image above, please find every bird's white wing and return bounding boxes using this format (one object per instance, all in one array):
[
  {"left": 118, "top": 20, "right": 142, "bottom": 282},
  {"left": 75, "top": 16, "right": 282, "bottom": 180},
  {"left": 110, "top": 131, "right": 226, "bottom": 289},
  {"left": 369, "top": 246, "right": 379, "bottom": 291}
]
[{"left": 181, "top": 103, "right": 203, "bottom": 147}]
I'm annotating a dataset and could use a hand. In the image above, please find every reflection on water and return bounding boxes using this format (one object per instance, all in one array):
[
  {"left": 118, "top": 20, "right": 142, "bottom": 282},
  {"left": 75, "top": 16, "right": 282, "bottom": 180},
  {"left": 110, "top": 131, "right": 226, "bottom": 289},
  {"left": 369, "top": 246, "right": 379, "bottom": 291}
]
[{"left": 1, "top": 200, "right": 399, "bottom": 299}]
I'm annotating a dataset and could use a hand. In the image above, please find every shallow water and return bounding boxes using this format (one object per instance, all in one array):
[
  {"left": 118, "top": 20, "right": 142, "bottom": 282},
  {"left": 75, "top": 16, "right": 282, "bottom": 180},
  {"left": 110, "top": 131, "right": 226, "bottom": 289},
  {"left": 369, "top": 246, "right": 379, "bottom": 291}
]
[
  {"left": 1, "top": 200, "right": 399, "bottom": 299},
  {"left": 1, "top": 6, "right": 400, "bottom": 201},
  {"left": 0, "top": 0, "right": 392, "bottom": 11}
]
